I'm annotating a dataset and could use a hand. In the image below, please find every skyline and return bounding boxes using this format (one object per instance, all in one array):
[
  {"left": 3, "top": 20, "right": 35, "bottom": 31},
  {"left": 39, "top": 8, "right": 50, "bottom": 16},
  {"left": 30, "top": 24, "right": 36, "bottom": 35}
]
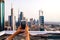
[{"left": 5, "top": 0, "right": 60, "bottom": 22}]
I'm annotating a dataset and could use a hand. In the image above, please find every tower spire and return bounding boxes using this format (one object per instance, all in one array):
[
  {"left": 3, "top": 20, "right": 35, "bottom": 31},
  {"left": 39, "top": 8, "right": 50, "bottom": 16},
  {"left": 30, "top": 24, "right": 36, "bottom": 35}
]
[
  {"left": 39, "top": 10, "right": 43, "bottom": 16},
  {"left": 11, "top": 3, "right": 13, "bottom": 16}
]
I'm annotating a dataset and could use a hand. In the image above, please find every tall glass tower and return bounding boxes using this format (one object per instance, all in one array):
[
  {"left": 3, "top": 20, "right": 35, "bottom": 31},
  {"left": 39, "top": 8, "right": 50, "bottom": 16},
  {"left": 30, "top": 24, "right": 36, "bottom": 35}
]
[
  {"left": 20, "top": 12, "right": 23, "bottom": 20},
  {"left": 0, "top": 0, "right": 5, "bottom": 31},
  {"left": 18, "top": 12, "right": 23, "bottom": 26},
  {"left": 39, "top": 10, "right": 44, "bottom": 31}
]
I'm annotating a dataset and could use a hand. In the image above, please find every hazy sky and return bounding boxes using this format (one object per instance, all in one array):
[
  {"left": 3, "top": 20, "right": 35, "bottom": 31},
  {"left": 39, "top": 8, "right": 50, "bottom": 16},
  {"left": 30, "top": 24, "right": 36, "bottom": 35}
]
[{"left": 5, "top": 0, "right": 60, "bottom": 22}]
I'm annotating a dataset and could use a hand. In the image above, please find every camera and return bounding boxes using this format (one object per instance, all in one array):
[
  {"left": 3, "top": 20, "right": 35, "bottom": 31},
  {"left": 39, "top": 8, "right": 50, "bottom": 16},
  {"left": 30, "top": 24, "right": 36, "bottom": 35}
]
[{"left": 21, "top": 20, "right": 26, "bottom": 29}]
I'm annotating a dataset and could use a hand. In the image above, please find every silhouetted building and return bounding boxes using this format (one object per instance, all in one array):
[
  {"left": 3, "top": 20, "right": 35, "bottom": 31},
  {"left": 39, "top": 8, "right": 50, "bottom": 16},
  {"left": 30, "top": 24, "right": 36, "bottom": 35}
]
[{"left": 0, "top": 0, "right": 5, "bottom": 31}]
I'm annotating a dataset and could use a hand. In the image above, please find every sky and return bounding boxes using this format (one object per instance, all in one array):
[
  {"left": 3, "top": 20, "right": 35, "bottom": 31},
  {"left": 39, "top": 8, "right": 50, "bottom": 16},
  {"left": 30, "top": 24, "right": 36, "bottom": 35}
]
[{"left": 5, "top": 0, "right": 60, "bottom": 22}]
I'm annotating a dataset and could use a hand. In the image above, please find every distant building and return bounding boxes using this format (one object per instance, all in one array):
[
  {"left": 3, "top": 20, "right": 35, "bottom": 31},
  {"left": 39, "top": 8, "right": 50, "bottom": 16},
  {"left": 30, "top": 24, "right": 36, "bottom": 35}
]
[
  {"left": 28, "top": 22, "right": 31, "bottom": 27},
  {"left": 39, "top": 10, "right": 44, "bottom": 31},
  {"left": 9, "top": 7, "right": 16, "bottom": 30},
  {"left": 0, "top": 0, "right": 5, "bottom": 31},
  {"left": 8, "top": 15, "right": 16, "bottom": 30},
  {"left": 33, "top": 19, "right": 36, "bottom": 25},
  {"left": 23, "top": 17, "right": 25, "bottom": 20},
  {"left": 14, "top": 16, "right": 16, "bottom": 30},
  {"left": 20, "top": 12, "right": 23, "bottom": 20},
  {"left": 18, "top": 12, "right": 23, "bottom": 26},
  {"left": 36, "top": 20, "right": 39, "bottom": 25},
  {"left": 26, "top": 19, "right": 28, "bottom": 22},
  {"left": 8, "top": 16, "right": 12, "bottom": 27},
  {"left": 30, "top": 18, "right": 34, "bottom": 26},
  {"left": 39, "top": 16, "right": 44, "bottom": 26}
]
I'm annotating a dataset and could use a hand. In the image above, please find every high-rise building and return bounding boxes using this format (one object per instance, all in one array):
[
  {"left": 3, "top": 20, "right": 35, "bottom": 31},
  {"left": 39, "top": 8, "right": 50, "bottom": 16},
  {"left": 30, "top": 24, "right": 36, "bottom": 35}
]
[
  {"left": 0, "top": 0, "right": 5, "bottom": 31},
  {"left": 33, "top": 19, "right": 36, "bottom": 25},
  {"left": 14, "top": 16, "right": 16, "bottom": 30},
  {"left": 18, "top": 12, "right": 23, "bottom": 26},
  {"left": 39, "top": 10, "right": 44, "bottom": 31},
  {"left": 8, "top": 16, "right": 16, "bottom": 30},
  {"left": 30, "top": 18, "right": 34, "bottom": 26},
  {"left": 36, "top": 20, "right": 39, "bottom": 25},
  {"left": 8, "top": 16, "right": 12, "bottom": 27},
  {"left": 11, "top": 7, "right": 16, "bottom": 30},
  {"left": 28, "top": 22, "right": 31, "bottom": 27},
  {"left": 20, "top": 12, "right": 23, "bottom": 20}
]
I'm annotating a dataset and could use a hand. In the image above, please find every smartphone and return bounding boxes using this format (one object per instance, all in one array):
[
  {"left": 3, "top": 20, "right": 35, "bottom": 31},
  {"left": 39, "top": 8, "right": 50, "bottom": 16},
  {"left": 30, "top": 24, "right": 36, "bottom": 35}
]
[{"left": 21, "top": 20, "right": 26, "bottom": 29}]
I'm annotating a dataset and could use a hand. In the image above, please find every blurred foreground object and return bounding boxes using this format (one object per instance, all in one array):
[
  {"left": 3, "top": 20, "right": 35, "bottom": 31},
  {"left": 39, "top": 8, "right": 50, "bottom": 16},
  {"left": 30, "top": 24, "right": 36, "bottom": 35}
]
[{"left": 6, "top": 20, "right": 30, "bottom": 40}]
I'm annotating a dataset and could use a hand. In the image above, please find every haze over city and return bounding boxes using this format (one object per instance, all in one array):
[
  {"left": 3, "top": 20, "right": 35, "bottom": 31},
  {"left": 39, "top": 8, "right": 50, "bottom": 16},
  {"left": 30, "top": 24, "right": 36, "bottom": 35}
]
[
  {"left": 5, "top": 0, "right": 60, "bottom": 22},
  {"left": 1, "top": 0, "right": 60, "bottom": 40}
]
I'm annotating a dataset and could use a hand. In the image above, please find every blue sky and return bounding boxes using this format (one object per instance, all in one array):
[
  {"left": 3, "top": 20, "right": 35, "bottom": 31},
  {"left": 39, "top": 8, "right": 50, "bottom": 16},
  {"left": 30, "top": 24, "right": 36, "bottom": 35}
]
[{"left": 5, "top": 0, "right": 60, "bottom": 22}]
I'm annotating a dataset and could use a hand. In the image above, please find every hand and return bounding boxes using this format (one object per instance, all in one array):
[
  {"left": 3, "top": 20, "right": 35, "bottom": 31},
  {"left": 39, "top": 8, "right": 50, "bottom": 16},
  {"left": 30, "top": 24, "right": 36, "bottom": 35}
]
[
  {"left": 25, "top": 24, "right": 29, "bottom": 31},
  {"left": 17, "top": 26, "right": 25, "bottom": 33}
]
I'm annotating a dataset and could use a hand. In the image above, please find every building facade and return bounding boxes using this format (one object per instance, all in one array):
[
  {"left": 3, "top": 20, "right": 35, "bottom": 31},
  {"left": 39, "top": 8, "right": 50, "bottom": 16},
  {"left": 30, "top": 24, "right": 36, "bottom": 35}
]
[
  {"left": 39, "top": 10, "right": 44, "bottom": 31},
  {"left": 0, "top": 0, "right": 5, "bottom": 31},
  {"left": 36, "top": 20, "right": 39, "bottom": 25},
  {"left": 20, "top": 12, "right": 23, "bottom": 20},
  {"left": 18, "top": 12, "right": 23, "bottom": 26},
  {"left": 8, "top": 16, "right": 12, "bottom": 27},
  {"left": 30, "top": 18, "right": 34, "bottom": 27},
  {"left": 39, "top": 16, "right": 44, "bottom": 26},
  {"left": 11, "top": 8, "right": 16, "bottom": 30}
]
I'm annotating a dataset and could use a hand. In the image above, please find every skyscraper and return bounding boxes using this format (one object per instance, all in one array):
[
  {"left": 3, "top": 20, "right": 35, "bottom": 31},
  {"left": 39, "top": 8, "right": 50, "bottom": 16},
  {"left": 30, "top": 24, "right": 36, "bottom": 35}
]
[
  {"left": 20, "top": 12, "right": 23, "bottom": 20},
  {"left": 0, "top": 0, "right": 5, "bottom": 31},
  {"left": 11, "top": 7, "right": 16, "bottom": 30},
  {"left": 33, "top": 19, "right": 36, "bottom": 25},
  {"left": 18, "top": 12, "right": 23, "bottom": 26},
  {"left": 39, "top": 10, "right": 44, "bottom": 31},
  {"left": 30, "top": 18, "right": 34, "bottom": 26},
  {"left": 8, "top": 16, "right": 12, "bottom": 27},
  {"left": 36, "top": 20, "right": 39, "bottom": 25}
]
